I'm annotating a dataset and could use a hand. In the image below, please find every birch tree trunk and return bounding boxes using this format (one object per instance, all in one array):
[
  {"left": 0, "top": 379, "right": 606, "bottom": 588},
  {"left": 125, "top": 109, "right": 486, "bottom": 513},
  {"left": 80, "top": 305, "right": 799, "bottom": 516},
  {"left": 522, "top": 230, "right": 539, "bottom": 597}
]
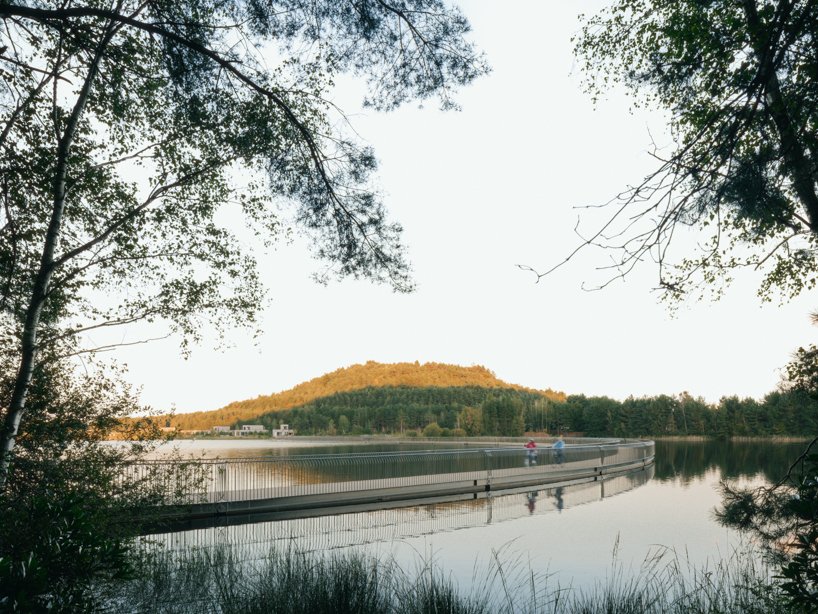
[{"left": 0, "top": 22, "right": 115, "bottom": 490}]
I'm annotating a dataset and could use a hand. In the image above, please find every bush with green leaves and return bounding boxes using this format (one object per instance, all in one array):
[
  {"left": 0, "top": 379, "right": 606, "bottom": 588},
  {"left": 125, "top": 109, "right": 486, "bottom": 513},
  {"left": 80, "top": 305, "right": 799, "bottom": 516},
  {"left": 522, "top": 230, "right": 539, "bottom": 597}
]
[
  {"left": 0, "top": 344, "right": 164, "bottom": 612},
  {"left": 719, "top": 438, "right": 818, "bottom": 612},
  {"left": 717, "top": 316, "right": 818, "bottom": 611},
  {"left": 422, "top": 422, "right": 443, "bottom": 437},
  {"left": 0, "top": 490, "right": 132, "bottom": 613}
]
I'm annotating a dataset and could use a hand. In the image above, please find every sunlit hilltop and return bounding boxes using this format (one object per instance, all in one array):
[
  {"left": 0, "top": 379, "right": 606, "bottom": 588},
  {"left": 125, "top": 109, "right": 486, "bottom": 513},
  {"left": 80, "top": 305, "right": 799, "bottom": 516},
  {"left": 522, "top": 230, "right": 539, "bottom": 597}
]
[{"left": 165, "top": 361, "right": 565, "bottom": 431}]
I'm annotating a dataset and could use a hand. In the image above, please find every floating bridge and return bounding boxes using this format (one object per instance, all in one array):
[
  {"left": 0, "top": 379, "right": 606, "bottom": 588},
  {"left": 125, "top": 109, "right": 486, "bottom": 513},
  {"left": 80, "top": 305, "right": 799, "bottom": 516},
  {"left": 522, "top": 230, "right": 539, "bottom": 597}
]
[
  {"left": 126, "top": 438, "right": 654, "bottom": 531},
  {"left": 140, "top": 465, "right": 656, "bottom": 558}
]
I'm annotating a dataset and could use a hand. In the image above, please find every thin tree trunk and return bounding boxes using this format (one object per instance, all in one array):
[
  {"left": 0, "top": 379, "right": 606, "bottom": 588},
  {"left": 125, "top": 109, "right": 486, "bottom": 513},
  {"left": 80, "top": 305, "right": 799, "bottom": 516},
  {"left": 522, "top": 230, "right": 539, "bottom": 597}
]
[{"left": 0, "top": 22, "right": 115, "bottom": 491}]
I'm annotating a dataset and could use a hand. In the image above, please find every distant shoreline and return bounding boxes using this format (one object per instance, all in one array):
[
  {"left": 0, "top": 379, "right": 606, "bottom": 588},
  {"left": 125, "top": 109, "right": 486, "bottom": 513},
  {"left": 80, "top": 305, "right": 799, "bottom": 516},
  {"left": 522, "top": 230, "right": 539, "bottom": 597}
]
[{"left": 650, "top": 435, "right": 813, "bottom": 442}]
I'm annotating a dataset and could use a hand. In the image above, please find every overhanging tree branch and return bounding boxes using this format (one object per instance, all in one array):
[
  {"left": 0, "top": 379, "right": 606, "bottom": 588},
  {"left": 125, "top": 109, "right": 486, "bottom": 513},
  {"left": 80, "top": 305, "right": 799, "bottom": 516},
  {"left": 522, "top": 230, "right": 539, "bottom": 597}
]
[
  {"left": 527, "top": 0, "right": 818, "bottom": 302},
  {"left": 0, "top": 2, "right": 403, "bottom": 280}
]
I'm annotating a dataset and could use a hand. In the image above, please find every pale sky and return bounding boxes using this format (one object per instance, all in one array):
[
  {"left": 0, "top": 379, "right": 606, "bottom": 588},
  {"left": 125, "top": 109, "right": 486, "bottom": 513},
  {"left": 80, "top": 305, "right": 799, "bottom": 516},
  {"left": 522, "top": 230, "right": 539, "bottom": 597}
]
[{"left": 110, "top": 1, "right": 817, "bottom": 413}]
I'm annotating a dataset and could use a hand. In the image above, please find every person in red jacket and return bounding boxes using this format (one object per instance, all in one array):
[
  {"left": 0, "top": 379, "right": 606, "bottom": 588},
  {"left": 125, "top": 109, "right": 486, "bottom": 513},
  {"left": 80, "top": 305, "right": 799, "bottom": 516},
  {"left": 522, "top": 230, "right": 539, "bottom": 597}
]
[{"left": 524, "top": 438, "right": 537, "bottom": 466}]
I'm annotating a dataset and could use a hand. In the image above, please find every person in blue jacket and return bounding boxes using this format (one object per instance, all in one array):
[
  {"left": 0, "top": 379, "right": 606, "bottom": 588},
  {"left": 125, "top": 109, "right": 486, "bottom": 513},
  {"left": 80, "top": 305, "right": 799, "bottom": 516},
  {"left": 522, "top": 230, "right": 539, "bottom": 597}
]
[{"left": 553, "top": 435, "right": 565, "bottom": 464}]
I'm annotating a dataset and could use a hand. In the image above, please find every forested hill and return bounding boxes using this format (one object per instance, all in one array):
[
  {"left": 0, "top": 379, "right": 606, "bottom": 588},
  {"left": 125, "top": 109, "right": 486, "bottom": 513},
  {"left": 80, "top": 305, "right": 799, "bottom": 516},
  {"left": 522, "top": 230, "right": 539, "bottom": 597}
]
[
  {"left": 246, "top": 386, "right": 550, "bottom": 436},
  {"left": 168, "top": 361, "right": 565, "bottom": 430}
]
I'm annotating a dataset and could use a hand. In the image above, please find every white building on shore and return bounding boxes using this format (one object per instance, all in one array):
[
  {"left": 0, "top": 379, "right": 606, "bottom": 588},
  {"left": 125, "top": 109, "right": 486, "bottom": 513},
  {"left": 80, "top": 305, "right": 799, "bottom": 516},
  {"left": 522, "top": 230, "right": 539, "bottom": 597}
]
[{"left": 272, "top": 424, "right": 294, "bottom": 437}]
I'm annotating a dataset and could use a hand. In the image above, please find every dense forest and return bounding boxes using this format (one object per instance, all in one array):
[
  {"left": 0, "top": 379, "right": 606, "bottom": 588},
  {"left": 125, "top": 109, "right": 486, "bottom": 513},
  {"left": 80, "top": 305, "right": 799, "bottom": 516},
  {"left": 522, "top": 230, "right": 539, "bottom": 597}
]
[
  {"left": 552, "top": 391, "right": 818, "bottom": 438},
  {"left": 168, "top": 361, "right": 565, "bottom": 430},
  {"left": 244, "top": 386, "right": 540, "bottom": 436},
  {"left": 237, "top": 388, "right": 818, "bottom": 438},
  {"left": 163, "top": 361, "right": 818, "bottom": 438}
]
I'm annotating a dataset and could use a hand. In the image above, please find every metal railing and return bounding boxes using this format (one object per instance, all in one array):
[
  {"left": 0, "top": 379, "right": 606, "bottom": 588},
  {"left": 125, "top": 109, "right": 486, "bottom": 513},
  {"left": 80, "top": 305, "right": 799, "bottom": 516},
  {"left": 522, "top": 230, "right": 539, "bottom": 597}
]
[
  {"left": 139, "top": 463, "right": 655, "bottom": 555},
  {"left": 120, "top": 439, "right": 654, "bottom": 517}
]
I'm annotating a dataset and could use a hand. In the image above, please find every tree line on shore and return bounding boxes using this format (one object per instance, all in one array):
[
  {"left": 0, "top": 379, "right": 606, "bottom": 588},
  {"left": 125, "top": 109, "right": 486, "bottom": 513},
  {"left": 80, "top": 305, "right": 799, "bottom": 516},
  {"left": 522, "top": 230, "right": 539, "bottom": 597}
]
[{"left": 235, "top": 385, "right": 818, "bottom": 438}]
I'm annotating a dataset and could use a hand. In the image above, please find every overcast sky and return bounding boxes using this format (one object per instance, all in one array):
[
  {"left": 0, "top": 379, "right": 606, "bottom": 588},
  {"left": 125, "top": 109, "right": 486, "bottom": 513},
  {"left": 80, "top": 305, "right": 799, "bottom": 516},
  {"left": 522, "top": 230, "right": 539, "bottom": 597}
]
[{"left": 110, "top": 1, "right": 817, "bottom": 414}]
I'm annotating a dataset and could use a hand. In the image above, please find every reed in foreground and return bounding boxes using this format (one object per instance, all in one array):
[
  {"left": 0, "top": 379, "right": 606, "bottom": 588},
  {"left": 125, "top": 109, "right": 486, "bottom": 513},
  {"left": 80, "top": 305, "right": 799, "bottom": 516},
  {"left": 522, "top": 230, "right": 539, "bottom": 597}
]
[
  {"left": 118, "top": 542, "right": 793, "bottom": 614},
  {"left": 121, "top": 546, "right": 487, "bottom": 614}
]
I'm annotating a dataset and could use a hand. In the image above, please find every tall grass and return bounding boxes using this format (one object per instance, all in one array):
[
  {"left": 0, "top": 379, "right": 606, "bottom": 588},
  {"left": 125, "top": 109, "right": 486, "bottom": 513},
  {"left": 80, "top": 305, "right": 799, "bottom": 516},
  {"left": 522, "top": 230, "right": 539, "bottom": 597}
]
[
  {"left": 117, "top": 541, "right": 790, "bottom": 614},
  {"left": 120, "top": 545, "right": 487, "bottom": 614},
  {"left": 563, "top": 544, "right": 784, "bottom": 614}
]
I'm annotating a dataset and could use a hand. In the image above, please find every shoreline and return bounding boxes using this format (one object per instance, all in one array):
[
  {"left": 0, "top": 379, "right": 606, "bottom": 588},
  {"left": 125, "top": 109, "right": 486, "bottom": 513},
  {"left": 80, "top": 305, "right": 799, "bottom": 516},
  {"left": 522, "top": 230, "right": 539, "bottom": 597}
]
[{"left": 650, "top": 434, "right": 813, "bottom": 442}]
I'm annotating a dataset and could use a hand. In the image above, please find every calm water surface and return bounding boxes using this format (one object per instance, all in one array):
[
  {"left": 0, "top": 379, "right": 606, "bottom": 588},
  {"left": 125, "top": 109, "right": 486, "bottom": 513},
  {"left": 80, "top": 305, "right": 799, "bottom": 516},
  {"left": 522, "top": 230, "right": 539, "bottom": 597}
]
[{"left": 142, "top": 439, "right": 808, "bottom": 590}]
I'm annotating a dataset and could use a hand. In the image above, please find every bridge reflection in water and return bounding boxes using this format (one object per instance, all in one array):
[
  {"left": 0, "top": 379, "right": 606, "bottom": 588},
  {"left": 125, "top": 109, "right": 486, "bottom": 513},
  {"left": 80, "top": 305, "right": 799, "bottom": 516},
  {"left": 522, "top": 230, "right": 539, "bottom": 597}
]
[{"left": 137, "top": 463, "right": 654, "bottom": 561}]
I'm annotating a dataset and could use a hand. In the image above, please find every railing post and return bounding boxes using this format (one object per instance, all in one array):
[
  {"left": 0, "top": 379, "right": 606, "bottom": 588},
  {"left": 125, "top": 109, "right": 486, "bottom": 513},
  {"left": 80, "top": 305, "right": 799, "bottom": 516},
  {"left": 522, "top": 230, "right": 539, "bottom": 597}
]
[
  {"left": 484, "top": 449, "right": 492, "bottom": 492},
  {"left": 216, "top": 462, "right": 227, "bottom": 504}
]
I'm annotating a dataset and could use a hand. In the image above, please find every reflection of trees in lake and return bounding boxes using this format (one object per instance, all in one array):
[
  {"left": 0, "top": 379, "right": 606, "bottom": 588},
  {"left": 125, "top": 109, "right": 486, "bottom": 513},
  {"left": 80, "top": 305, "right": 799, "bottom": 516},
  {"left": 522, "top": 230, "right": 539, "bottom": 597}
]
[
  {"left": 210, "top": 440, "right": 800, "bottom": 494},
  {"left": 654, "top": 440, "right": 807, "bottom": 484}
]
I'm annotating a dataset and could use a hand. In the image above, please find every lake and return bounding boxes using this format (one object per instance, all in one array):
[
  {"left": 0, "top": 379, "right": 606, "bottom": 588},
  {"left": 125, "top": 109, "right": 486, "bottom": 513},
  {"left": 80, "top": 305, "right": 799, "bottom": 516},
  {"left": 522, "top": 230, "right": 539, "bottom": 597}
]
[{"left": 138, "top": 438, "right": 807, "bottom": 592}]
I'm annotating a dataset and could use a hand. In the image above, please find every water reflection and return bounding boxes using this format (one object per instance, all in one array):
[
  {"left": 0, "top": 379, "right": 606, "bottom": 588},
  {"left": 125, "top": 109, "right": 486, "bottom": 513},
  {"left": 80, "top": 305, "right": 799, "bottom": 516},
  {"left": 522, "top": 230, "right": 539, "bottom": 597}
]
[
  {"left": 134, "top": 440, "right": 815, "bottom": 595},
  {"left": 146, "top": 439, "right": 507, "bottom": 460},
  {"left": 140, "top": 465, "right": 654, "bottom": 560},
  {"left": 140, "top": 439, "right": 805, "bottom": 504},
  {"left": 654, "top": 439, "right": 808, "bottom": 483}
]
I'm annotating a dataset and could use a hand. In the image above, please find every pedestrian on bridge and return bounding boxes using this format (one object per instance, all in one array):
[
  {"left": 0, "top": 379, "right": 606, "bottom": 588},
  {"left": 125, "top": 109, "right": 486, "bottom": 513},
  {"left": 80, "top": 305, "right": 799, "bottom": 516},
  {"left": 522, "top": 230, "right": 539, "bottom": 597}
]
[
  {"left": 553, "top": 435, "right": 565, "bottom": 464},
  {"left": 524, "top": 438, "right": 538, "bottom": 466}
]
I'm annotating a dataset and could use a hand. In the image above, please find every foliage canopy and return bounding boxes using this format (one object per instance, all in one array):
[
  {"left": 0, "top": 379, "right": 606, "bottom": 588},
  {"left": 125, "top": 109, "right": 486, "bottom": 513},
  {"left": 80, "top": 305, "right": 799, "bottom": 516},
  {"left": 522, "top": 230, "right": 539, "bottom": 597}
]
[{"left": 563, "top": 0, "right": 818, "bottom": 301}]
